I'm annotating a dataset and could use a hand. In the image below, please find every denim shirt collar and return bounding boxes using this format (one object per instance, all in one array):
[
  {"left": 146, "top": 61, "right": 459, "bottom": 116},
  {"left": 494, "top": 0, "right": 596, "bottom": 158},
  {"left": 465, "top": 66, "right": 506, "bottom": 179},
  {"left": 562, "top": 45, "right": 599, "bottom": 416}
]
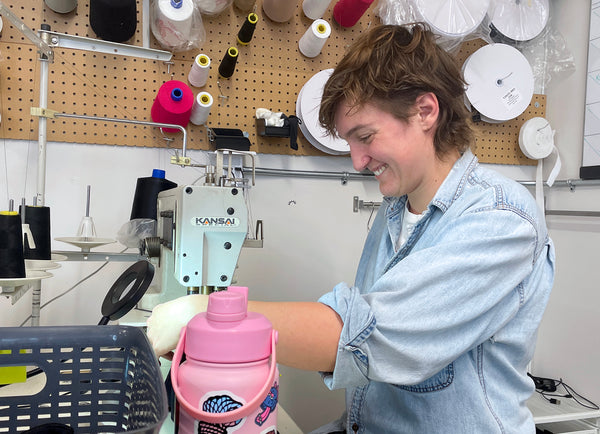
[{"left": 382, "top": 149, "right": 478, "bottom": 219}]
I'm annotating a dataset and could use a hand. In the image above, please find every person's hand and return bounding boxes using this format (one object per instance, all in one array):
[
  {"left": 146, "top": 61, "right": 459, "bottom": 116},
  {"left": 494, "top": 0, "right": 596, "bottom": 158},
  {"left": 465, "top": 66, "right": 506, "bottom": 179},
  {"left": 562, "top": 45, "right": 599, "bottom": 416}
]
[{"left": 146, "top": 294, "right": 209, "bottom": 358}]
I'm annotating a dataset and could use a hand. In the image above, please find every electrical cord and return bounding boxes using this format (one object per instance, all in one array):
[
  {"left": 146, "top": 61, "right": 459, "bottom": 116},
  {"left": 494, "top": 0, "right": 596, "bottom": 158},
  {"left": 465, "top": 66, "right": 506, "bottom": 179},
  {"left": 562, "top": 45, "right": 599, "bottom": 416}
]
[
  {"left": 18, "top": 247, "right": 128, "bottom": 327},
  {"left": 528, "top": 373, "right": 599, "bottom": 410}
]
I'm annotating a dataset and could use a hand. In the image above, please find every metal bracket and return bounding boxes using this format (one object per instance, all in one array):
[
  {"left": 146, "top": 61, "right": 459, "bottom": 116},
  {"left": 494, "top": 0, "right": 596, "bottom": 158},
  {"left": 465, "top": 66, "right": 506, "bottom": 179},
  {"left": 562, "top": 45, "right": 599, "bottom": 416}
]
[
  {"left": 215, "top": 148, "right": 256, "bottom": 187},
  {"left": 353, "top": 196, "right": 381, "bottom": 213},
  {"left": 30, "top": 107, "right": 58, "bottom": 118},
  {"left": 42, "top": 29, "right": 172, "bottom": 62},
  {"left": 243, "top": 219, "right": 264, "bottom": 248},
  {"left": 171, "top": 155, "right": 192, "bottom": 166},
  {"left": 0, "top": 1, "right": 54, "bottom": 60},
  {"left": 341, "top": 172, "right": 349, "bottom": 185}
]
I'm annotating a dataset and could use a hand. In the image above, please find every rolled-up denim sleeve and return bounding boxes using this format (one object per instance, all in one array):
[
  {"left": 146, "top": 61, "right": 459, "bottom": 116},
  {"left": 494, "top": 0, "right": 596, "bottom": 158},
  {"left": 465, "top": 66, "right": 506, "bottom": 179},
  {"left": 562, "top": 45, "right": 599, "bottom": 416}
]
[
  {"left": 318, "top": 207, "right": 540, "bottom": 390},
  {"left": 318, "top": 282, "right": 376, "bottom": 390}
]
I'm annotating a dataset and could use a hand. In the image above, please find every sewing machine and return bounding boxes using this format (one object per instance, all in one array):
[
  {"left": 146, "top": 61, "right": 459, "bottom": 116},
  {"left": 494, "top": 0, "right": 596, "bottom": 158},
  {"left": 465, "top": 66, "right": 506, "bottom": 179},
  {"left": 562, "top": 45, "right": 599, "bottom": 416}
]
[{"left": 122, "top": 149, "right": 260, "bottom": 322}]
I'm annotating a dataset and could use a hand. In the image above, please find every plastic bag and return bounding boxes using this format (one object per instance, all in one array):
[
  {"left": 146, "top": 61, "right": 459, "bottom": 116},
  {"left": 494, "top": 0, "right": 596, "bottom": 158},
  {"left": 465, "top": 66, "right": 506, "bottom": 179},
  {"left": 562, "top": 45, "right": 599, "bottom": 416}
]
[
  {"left": 194, "top": 0, "right": 233, "bottom": 16},
  {"left": 376, "top": 0, "right": 575, "bottom": 92},
  {"left": 376, "top": 0, "right": 491, "bottom": 53},
  {"left": 482, "top": 1, "right": 575, "bottom": 93},
  {"left": 150, "top": 0, "right": 206, "bottom": 52},
  {"left": 117, "top": 219, "right": 157, "bottom": 249}
]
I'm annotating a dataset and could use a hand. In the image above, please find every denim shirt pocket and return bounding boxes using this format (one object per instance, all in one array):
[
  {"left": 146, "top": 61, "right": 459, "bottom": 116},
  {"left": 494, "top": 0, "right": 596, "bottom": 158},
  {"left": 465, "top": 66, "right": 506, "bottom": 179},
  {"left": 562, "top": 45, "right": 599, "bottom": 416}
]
[{"left": 396, "top": 362, "right": 455, "bottom": 393}]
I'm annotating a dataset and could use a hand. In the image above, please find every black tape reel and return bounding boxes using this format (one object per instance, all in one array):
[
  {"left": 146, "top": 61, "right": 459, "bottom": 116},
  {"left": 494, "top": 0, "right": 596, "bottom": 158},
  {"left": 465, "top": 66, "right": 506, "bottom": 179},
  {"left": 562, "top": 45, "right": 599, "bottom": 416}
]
[{"left": 99, "top": 260, "right": 154, "bottom": 325}]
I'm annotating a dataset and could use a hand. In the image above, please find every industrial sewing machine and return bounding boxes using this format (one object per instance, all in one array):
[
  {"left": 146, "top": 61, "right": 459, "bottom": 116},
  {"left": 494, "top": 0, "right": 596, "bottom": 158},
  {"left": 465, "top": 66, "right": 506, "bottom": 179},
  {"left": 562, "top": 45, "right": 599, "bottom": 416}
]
[{"left": 122, "top": 149, "right": 261, "bottom": 321}]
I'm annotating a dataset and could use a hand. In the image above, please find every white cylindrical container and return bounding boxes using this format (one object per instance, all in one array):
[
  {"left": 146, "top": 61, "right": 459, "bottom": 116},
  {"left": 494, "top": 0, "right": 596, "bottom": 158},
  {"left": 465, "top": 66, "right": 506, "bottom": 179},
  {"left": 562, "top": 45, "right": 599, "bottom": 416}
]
[
  {"left": 190, "top": 92, "right": 213, "bottom": 125},
  {"left": 298, "top": 19, "right": 331, "bottom": 58},
  {"left": 152, "top": 0, "right": 194, "bottom": 48},
  {"left": 188, "top": 53, "right": 211, "bottom": 87},
  {"left": 302, "top": 0, "right": 331, "bottom": 19}
]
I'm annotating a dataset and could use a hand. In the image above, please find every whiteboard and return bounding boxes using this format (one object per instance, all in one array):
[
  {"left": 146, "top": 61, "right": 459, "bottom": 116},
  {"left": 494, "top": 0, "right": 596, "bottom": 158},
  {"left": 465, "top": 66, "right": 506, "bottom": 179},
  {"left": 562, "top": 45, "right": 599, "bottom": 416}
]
[{"left": 581, "top": 0, "right": 600, "bottom": 177}]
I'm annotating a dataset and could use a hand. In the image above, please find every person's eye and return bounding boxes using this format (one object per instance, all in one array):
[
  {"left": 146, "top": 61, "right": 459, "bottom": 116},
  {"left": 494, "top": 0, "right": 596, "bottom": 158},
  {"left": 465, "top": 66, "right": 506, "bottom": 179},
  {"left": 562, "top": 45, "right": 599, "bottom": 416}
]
[{"left": 359, "top": 134, "right": 372, "bottom": 143}]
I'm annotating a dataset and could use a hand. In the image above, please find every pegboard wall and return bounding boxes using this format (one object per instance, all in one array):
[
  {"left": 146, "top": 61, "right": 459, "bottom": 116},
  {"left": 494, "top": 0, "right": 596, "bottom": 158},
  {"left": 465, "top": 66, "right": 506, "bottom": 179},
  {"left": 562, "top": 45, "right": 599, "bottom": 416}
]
[{"left": 0, "top": 0, "right": 543, "bottom": 164}]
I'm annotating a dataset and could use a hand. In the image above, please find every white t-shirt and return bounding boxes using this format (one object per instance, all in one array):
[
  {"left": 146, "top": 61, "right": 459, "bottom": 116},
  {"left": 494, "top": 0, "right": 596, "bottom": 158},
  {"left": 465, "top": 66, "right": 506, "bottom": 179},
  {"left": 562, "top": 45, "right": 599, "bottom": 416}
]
[{"left": 396, "top": 202, "right": 425, "bottom": 251}]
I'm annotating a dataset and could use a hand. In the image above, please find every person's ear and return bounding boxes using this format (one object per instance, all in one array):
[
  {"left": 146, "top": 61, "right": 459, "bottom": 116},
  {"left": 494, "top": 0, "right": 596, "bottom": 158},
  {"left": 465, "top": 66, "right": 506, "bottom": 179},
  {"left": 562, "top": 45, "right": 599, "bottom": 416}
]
[{"left": 415, "top": 92, "right": 439, "bottom": 131}]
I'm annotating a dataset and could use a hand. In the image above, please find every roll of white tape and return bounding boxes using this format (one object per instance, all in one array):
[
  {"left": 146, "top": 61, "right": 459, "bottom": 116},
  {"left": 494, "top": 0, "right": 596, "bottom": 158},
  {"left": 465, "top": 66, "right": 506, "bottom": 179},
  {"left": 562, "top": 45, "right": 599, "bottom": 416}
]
[
  {"left": 463, "top": 43, "right": 534, "bottom": 123},
  {"left": 296, "top": 69, "right": 350, "bottom": 155},
  {"left": 519, "top": 116, "right": 554, "bottom": 160},
  {"left": 518, "top": 117, "right": 561, "bottom": 215}
]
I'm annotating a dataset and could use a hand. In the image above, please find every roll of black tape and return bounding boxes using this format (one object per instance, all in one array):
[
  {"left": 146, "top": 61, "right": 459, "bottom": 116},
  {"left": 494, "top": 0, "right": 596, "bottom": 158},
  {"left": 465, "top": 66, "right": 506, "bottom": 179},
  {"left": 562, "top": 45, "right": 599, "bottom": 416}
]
[
  {"left": 90, "top": 0, "right": 137, "bottom": 43},
  {"left": 0, "top": 212, "right": 26, "bottom": 278},
  {"left": 130, "top": 169, "right": 177, "bottom": 220},
  {"left": 20, "top": 205, "right": 52, "bottom": 260},
  {"left": 99, "top": 260, "right": 155, "bottom": 324}
]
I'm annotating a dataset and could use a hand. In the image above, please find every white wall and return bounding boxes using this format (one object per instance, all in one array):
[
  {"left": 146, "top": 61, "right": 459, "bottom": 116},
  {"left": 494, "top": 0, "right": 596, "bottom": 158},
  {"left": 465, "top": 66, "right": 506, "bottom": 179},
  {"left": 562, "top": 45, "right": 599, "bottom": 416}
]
[
  {"left": 1, "top": 0, "right": 599, "bottom": 431},
  {"left": 0, "top": 139, "right": 376, "bottom": 430},
  {"left": 526, "top": 0, "right": 600, "bottom": 412}
]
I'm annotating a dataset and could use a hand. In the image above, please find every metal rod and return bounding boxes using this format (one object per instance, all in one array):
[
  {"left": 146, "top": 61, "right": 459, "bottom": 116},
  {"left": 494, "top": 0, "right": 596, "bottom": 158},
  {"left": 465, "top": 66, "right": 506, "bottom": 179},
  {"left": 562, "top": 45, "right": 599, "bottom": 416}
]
[
  {"left": 545, "top": 210, "right": 600, "bottom": 217},
  {"left": 142, "top": 0, "right": 151, "bottom": 48},
  {"left": 85, "top": 185, "right": 91, "bottom": 217},
  {"left": 54, "top": 112, "right": 189, "bottom": 158},
  {"left": 245, "top": 165, "right": 600, "bottom": 192},
  {"left": 245, "top": 166, "right": 375, "bottom": 182},
  {"left": 51, "top": 250, "right": 143, "bottom": 262},
  {"left": 36, "top": 34, "right": 51, "bottom": 207},
  {"left": 518, "top": 179, "right": 600, "bottom": 189},
  {"left": 31, "top": 280, "right": 41, "bottom": 326},
  {"left": 352, "top": 197, "right": 600, "bottom": 218}
]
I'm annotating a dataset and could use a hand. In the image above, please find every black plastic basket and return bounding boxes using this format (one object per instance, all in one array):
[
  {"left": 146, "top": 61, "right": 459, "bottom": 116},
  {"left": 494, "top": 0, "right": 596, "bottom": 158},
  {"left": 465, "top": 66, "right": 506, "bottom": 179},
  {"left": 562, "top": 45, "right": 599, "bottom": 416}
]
[{"left": 0, "top": 325, "right": 167, "bottom": 433}]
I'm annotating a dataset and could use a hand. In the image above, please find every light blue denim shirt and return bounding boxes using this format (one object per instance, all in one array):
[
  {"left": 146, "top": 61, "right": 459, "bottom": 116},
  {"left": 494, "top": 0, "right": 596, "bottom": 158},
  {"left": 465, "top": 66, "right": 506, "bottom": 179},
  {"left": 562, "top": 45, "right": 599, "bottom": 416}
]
[{"left": 318, "top": 150, "right": 555, "bottom": 433}]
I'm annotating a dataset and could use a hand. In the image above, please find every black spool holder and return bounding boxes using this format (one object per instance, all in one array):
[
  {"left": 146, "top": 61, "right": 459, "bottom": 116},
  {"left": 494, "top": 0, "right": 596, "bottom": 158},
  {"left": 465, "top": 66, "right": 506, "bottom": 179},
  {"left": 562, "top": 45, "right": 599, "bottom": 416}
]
[{"left": 208, "top": 127, "right": 252, "bottom": 151}]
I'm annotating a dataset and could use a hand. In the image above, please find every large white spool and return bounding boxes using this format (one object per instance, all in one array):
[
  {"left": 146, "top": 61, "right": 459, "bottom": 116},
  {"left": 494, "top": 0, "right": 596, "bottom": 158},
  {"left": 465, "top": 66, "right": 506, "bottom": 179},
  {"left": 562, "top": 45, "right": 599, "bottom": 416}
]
[
  {"left": 463, "top": 43, "right": 534, "bottom": 123},
  {"left": 296, "top": 69, "right": 350, "bottom": 155},
  {"left": 414, "top": 0, "right": 490, "bottom": 38},
  {"left": 488, "top": 0, "right": 550, "bottom": 42}
]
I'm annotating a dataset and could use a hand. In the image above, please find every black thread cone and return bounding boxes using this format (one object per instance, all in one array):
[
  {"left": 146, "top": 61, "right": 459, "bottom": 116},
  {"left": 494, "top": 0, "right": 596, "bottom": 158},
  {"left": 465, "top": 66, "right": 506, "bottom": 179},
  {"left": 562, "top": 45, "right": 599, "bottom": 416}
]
[
  {"left": 130, "top": 174, "right": 177, "bottom": 220},
  {"left": 20, "top": 205, "right": 52, "bottom": 260},
  {"left": 90, "top": 0, "right": 137, "bottom": 42},
  {"left": 0, "top": 212, "right": 26, "bottom": 278},
  {"left": 218, "top": 47, "right": 239, "bottom": 79},
  {"left": 237, "top": 13, "right": 258, "bottom": 45}
]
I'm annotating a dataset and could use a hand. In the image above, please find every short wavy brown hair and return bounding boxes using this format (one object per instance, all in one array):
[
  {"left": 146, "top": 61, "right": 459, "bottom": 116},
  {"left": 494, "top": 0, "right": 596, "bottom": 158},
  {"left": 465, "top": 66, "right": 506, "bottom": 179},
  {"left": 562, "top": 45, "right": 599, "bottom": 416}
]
[{"left": 319, "top": 23, "right": 473, "bottom": 158}]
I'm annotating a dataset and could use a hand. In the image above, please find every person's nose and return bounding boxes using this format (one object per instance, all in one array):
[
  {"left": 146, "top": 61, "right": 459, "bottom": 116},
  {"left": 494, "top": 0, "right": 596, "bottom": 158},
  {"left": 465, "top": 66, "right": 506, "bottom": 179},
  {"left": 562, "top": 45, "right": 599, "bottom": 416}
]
[{"left": 350, "top": 143, "right": 370, "bottom": 172}]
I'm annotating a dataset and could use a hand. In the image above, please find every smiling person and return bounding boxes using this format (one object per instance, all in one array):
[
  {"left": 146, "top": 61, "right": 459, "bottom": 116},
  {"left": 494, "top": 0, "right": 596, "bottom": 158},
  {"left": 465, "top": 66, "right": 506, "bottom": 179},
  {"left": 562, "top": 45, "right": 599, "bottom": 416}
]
[{"left": 147, "top": 23, "right": 555, "bottom": 433}]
